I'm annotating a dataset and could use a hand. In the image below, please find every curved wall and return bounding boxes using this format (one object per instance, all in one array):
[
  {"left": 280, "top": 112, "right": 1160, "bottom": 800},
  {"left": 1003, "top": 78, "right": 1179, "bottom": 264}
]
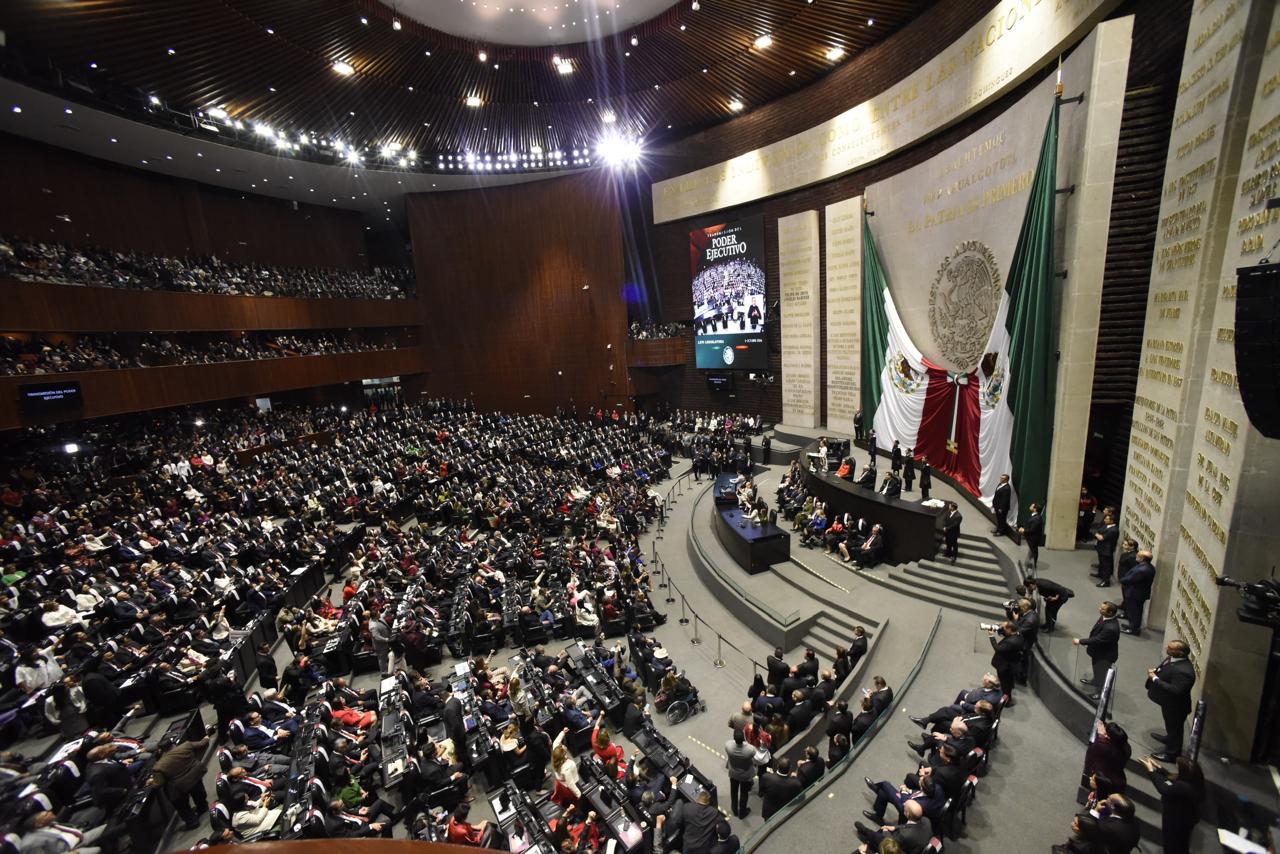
[{"left": 637, "top": 0, "right": 1186, "bottom": 428}]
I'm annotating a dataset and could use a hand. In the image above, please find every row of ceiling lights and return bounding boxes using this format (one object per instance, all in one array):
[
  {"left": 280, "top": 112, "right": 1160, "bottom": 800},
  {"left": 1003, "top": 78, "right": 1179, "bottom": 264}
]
[{"left": 36, "top": 3, "right": 863, "bottom": 180}]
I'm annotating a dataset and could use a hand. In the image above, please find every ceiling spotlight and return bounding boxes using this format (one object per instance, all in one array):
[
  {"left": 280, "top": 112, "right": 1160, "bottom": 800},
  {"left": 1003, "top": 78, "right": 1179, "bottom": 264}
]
[
  {"left": 148, "top": 95, "right": 161, "bottom": 106},
  {"left": 691, "top": 0, "right": 699, "bottom": 8},
  {"left": 825, "top": 46, "right": 846, "bottom": 61},
  {"left": 332, "top": 60, "right": 354, "bottom": 76},
  {"left": 555, "top": 58, "right": 573, "bottom": 74},
  {"left": 359, "top": 16, "right": 368, "bottom": 24},
  {"left": 9, "top": 105, "right": 20, "bottom": 114},
  {"left": 392, "top": 18, "right": 402, "bottom": 30},
  {"left": 346, "top": 150, "right": 362, "bottom": 164},
  {"left": 465, "top": 95, "right": 483, "bottom": 107},
  {"left": 867, "top": 17, "right": 875, "bottom": 26},
  {"left": 478, "top": 51, "right": 488, "bottom": 62},
  {"left": 89, "top": 61, "right": 98, "bottom": 69},
  {"left": 208, "top": 106, "right": 228, "bottom": 120},
  {"left": 167, "top": 48, "right": 176, "bottom": 56},
  {"left": 602, "top": 109, "right": 617, "bottom": 124},
  {"left": 255, "top": 122, "right": 274, "bottom": 137},
  {"left": 597, "top": 134, "right": 642, "bottom": 167},
  {"left": 728, "top": 98, "right": 745, "bottom": 112},
  {"left": 63, "top": 107, "right": 73, "bottom": 115},
  {"left": 630, "top": 36, "right": 638, "bottom": 46},
  {"left": 194, "top": 418, "right": 205, "bottom": 426},
  {"left": 754, "top": 34, "right": 773, "bottom": 50},
  {"left": 274, "top": 136, "right": 290, "bottom": 148},
  {"left": 63, "top": 443, "right": 79, "bottom": 455}
]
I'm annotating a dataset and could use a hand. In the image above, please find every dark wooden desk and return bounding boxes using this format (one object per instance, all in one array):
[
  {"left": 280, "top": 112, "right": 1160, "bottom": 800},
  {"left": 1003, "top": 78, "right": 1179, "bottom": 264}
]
[
  {"left": 714, "top": 504, "right": 791, "bottom": 574},
  {"left": 802, "top": 448, "right": 944, "bottom": 565}
]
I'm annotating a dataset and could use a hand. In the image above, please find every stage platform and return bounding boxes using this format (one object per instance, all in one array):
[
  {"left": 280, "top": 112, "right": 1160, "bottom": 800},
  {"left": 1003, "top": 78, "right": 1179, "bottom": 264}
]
[{"left": 713, "top": 504, "right": 790, "bottom": 574}]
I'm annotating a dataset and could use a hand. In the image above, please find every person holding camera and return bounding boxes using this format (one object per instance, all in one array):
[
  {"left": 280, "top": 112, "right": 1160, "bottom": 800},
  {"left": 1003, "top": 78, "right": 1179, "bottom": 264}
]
[{"left": 986, "top": 622, "right": 1024, "bottom": 707}]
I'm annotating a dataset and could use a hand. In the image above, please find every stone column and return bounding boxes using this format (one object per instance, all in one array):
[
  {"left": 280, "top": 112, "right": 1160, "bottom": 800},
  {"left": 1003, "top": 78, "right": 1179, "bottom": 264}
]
[
  {"left": 779, "top": 210, "right": 821, "bottom": 428},
  {"left": 824, "top": 197, "right": 863, "bottom": 435},
  {"left": 1120, "top": 0, "right": 1271, "bottom": 637},
  {"left": 1044, "top": 17, "right": 1133, "bottom": 549},
  {"left": 1162, "top": 3, "right": 1280, "bottom": 760}
]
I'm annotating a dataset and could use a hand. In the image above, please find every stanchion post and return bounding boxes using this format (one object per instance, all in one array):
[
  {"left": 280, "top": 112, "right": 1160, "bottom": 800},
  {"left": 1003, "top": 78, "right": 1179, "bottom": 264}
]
[
  {"left": 713, "top": 634, "right": 726, "bottom": 668},
  {"left": 678, "top": 595, "right": 690, "bottom": 625},
  {"left": 690, "top": 614, "right": 703, "bottom": 645},
  {"left": 665, "top": 578, "right": 676, "bottom": 604}
]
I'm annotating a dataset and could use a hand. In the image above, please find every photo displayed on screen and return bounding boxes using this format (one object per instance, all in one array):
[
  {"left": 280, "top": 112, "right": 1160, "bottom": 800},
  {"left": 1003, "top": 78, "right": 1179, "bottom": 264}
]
[{"left": 690, "top": 216, "right": 767, "bottom": 369}]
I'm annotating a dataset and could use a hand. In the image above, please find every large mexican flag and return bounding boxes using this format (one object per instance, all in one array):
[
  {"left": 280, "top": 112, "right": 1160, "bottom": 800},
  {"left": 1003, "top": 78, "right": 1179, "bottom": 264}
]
[{"left": 860, "top": 107, "right": 1059, "bottom": 527}]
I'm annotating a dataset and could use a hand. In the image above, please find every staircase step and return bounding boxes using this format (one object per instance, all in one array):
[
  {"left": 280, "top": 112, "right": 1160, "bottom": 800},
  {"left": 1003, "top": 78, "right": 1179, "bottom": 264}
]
[
  {"left": 814, "top": 614, "right": 855, "bottom": 640},
  {"left": 920, "top": 553, "right": 1003, "bottom": 574},
  {"left": 812, "top": 611, "right": 860, "bottom": 634},
  {"left": 839, "top": 563, "right": 1006, "bottom": 621},
  {"left": 803, "top": 629, "right": 847, "bottom": 658},
  {"left": 912, "top": 561, "right": 1010, "bottom": 591},
  {"left": 903, "top": 565, "right": 1009, "bottom": 600}
]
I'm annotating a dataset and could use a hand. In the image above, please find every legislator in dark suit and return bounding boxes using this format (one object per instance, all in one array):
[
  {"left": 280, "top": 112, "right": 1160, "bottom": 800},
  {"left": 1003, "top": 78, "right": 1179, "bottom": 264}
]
[
  {"left": 991, "top": 478, "right": 1012, "bottom": 535},
  {"left": 766, "top": 652, "right": 789, "bottom": 689},
  {"left": 879, "top": 473, "right": 902, "bottom": 499},
  {"left": 1095, "top": 521, "right": 1119, "bottom": 585},
  {"left": 1077, "top": 607, "right": 1121, "bottom": 692},
  {"left": 988, "top": 625, "right": 1024, "bottom": 702},
  {"left": 1146, "top": 646, "right": 1195, "bottom": 758},
  {"left": 759, "top": 769, "right": 803, "bottom": 819},
  {"left": 942, "top": 506, "right": 962, "bottom": 561},
  {"left": 902, "top": 456, "right": 916, "bottom": 492},
  {"left": 1020, "top": 508, "right": 1044, "bottom": 567},
  {"left": 919, "top": 463, "right": 932, "bottom": 500},
  {"left": 847, "top": 632, "right": 868, "bottom": 671},
  {"left": 1118, "top": 556, "right": 1155, "bottom": 633},
  {"left": 1033, "top": 578, "right": 1075, "bottom": 630}
]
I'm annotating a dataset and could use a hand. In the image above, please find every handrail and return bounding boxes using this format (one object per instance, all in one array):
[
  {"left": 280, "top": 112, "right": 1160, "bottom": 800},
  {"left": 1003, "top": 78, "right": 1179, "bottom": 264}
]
[
  {"left": 739, "top": 608, "right": 944, "bottom": 853},
  {"left": 649, "top": 466, "right": 773, "bottom": 674}
]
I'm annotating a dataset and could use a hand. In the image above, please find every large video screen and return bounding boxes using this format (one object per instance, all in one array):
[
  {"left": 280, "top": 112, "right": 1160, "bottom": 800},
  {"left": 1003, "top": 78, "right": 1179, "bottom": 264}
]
[{"left": 690, "top": 216, "right": 767, "bottom": 369}]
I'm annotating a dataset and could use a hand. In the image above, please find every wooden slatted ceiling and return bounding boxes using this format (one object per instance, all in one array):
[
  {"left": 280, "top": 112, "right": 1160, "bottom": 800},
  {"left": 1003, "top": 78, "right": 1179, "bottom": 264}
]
[{"left": 0, "top": 0, "right": 928, "bottom": 159}]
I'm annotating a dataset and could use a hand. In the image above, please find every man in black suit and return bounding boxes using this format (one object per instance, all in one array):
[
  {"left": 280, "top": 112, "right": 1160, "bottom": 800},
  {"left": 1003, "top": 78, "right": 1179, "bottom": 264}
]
[
  {"left": 1018, "top": 503, "right": 1045, "bottom": 569},
  {"left": 848, "top": 626, "right": 868, "bottom": 671},
  {"left": 255, "top": 643, "right": 278, "bottom": 691},
  {"left": 855, "top": 799, "right": 932, "bottom": 854},
  {"left": 1070, "top": 794, "right": 1141, "bottom": 854},
  {"left": 854, "top": 465, "right": 875, "bottom": 489},
  {"left": 919, "top": 458, "right": 932, "bottom": 501},
  {"left": 853, "top": 409, "right": 865, "bottom": 442},
  {"left": 988, "top": 621, "right": 1024, "bottom": 706},
  {"left": 853, "top": 525, "right": 885, "bottom": 568},
  {"left": 865, "top": 675, "right": 893, "bottom": 716},
  {"left": 766, "top": 647, "right": 789, "bottom": 689},
  {"left": 1118, "top": 550, "right": 1156, "bottom": 634},
  {"left": 1146, "top": 640, "right": 1195, "bottom": 762},
  {"left": 991, "top": 474, "right": 1013, "bottom": 536},
  {"left": 902, "top": 453, "right": 915, "bottom": 492},
  {"left": 796, "top": 648, "right": 820, "bottom": 683},
  {"left": 942, "top": 502, "right": 962, "bottom": 564},
  {"left": 759, "top": 758, "right": 803, "bottom": 819},
  {"left": 879, "top": 471, "right": 902, "bottom": 499},
  {"left": 1024, "top": 578, "right": 1074, "bottom": 631},
  {"left": 1012, "top": 597, "right": 1041, "bottom": 684},
  {"left": 1094, "top": 513, "right": 1119, "bottom": 587},
  {"left": 1073, "top": 602, "right": 1121, "bottom": 701}
]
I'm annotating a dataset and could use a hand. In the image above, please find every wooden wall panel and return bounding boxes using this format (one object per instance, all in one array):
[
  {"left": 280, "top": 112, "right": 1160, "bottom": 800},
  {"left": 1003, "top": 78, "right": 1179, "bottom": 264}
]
[
  {"left": 0, "top": 347, "right": 426, "bottom": 429},
  {"left": 407, "top": 171, "right": 628, "bottom": 415},
  {"left": 0, "top": 134, "right": 368, "bottom": 269},
  {"left": 626, "top": 338, "right": 689, "bottom": 369},
  {"left": 1, "top": 279, "right": 417, "bottom": 332}
]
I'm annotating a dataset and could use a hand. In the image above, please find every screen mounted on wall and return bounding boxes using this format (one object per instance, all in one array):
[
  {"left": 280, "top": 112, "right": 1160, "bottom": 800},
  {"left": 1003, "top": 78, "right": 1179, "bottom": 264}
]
[
  {"left": 690, "top": 216, "right": 767, "bottom": 369},
  {"left": 18, "top": 381, "right": 83, "bottom": 412}
]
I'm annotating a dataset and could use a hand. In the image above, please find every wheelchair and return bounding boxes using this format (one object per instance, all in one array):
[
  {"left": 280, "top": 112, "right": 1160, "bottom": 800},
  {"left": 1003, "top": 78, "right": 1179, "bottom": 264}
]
[{"left": 658, "top": 684, "right": 706, "bottom": 725}]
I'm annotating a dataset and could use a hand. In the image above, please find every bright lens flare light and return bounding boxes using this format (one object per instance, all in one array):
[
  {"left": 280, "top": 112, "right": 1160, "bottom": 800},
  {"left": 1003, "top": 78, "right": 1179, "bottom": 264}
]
[
  {"left": 753, "top": 34, "right": 773, "bottom": 50},
  {"left": 596, "top": 135, "right": 642, "bottom": 167},
  {"left": 332, "top": 60, "right": 354, "bottom": 76}
]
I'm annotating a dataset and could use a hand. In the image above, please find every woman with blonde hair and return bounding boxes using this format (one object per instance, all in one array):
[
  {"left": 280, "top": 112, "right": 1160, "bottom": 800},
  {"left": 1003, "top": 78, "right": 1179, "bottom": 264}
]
[{"left": 550, "top": 727, "right": 580, "bottom": 805}]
